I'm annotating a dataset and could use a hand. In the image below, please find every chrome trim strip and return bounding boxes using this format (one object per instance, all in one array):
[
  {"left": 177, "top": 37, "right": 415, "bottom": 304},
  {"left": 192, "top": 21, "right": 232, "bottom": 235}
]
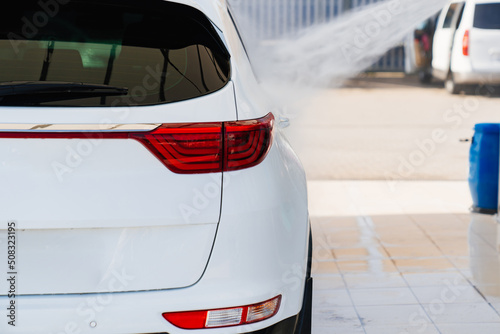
[{"left": 0, "top": 124, "right": 162, "bottom": 132}]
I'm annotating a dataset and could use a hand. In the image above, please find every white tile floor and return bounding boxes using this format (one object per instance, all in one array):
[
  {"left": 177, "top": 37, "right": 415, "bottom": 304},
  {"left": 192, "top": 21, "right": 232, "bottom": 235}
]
[{"left": 309, "top": 181, "right": 500, "bottom": 334}]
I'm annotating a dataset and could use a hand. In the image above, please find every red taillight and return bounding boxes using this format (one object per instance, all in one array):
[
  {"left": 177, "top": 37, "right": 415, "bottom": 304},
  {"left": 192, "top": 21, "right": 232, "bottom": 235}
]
[
  {"left": 0, "top": 113, "right": 274, "bottom": 174},
  {"left": 162, "top": 295, "right": 281, "bottom": 329},
  {"left": 162, "top": 310, "right": 208, "bottom": 330},
  {"left": 131, "top": 123, "right": 223, "bottom": 174},
  {"left": 225, "top": 113, "right": 274, "bottom": 172},
  {"left": 463, "top": 30, "right": 470, "bottom": 56},
  {"left": 134, "top": 113, "right": 274, "bottom": 174}
]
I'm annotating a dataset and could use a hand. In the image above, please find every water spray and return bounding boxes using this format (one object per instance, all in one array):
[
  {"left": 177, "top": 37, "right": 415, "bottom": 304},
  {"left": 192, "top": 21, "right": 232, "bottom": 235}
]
[{"left": 229, "top": 0, "right": 450, "bottom": 110}]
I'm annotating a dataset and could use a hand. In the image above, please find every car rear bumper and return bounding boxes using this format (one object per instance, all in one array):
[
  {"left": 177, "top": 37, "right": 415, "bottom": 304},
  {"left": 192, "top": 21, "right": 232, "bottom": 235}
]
[
  {"left": 453, "top": 71, "right": 500, "bottom": 85},
  {"left": 0, "top": 280, "right": 302, "bottom": 334},
  {"left": 432, "top": 67, "right": 500, "bottom": 85},
  {"left": 432, "top": 68, "right": 448, "bottom": 81},
  {"left": 0, "top": 215, "right": 309, "bottom": 334},
  {"left": 0, "top": 134, "right": 310, "bottom": 334}
]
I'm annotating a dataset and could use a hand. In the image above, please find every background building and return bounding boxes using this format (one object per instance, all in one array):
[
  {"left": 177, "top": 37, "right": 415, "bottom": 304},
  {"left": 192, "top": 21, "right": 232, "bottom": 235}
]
[{"left": 229, "top": 0, "right": 406, "bottom": 72}]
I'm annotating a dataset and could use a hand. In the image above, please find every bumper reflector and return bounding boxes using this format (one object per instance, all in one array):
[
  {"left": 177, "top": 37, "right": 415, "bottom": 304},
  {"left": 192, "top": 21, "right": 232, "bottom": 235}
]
[
  {"left": 162, "top": 295, "right": 281, "bottom": 329},
  {"left": 246, "top": 297, "right": 281, "bottom": 323},
  {"left": 206, "top": 308, "right": 244, "bottom": 328}
]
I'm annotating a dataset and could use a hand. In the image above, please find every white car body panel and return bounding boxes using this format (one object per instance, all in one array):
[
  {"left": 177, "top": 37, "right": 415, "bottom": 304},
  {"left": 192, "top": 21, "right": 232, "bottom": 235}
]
[
  {"left": 0, "top": 137, "right": 223, "bottom": 294},
  {"left": 434, "top": 0, "right": 500, "bottom": 84},
  {"left": 0, "top": 225, "right": 218, "bottom": 295},
  {"left": 450, "top": 1, "right": 473, "bottom": 76},
  {"left": 0, "top": 84, "right": 235, "bottom": 295},
  {"left": 219, "top": 6, "right": 273, "bottom": 120},
  {"left": 0, "top": 132, "right": 309, "bottom": 334},
  {"left": 453, "top": 0, "right": 500, "bottom": 80},
  {"left": 433, "top": 2, "right": 460, "bottom": 77},
  {"left": 0, "top": 0, "right": 309, "bottom": 332},
  {"left": 469, "top": 30, "right": 500, "bottom": 72}
]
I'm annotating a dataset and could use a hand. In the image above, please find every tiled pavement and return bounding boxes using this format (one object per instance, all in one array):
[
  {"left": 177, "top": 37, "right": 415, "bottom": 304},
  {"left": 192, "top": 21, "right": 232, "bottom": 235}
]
[{"left": 309, "top": 181, "right": 500, "bottom": 334}]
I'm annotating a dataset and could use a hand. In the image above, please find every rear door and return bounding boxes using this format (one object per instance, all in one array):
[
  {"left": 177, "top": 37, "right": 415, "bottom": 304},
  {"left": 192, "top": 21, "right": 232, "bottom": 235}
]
[
  {"left": 0, "top": 0, "right": 233, "bottom": 295},
  {"left": 469, "top": 1, "right": 500, "bottom": 72},
  {"left": 433, "top": 2, "right": 466, "bottom": 76}
]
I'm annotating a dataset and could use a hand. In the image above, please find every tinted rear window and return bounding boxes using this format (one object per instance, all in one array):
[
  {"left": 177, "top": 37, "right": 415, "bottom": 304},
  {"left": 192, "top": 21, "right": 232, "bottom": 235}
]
[
  {"left": 474, "top": 3, "right": 500, "bottom": 29},
  {"left": 443, "top": 3, "right": 460, "bottom": 28},
  {"left": 0, "top": 0, "right": 230, "bottom": 107}
]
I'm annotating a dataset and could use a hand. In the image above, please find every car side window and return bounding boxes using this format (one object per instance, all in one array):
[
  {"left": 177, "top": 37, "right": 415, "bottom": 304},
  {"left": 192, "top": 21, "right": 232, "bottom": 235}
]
[
  {"left": 443, "top": 3, "right": 459, "bottom": 28},
  {"left": 455, "top": 4, "right": 465, "bottom": 29}
]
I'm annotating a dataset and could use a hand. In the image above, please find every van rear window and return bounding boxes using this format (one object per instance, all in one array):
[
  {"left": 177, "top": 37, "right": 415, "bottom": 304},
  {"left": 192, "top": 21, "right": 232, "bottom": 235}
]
[
  {"left": 474, "top": 3, "right": 500, "bottom": 29},
  {"left": 0, "top": 0, "right": 230, "bottom": 107},
  {"left": 443, "top": 3, "right": 460, "bottom": 28}
]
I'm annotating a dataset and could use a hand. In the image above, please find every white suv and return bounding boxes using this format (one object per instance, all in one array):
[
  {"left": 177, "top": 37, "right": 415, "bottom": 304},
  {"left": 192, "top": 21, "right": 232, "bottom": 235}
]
[
  {"left": 0, "top": 0, "right": 311, "bottom": 333},
  {"left": 432, "top": 0, "right": 500, "bottom": 94}
]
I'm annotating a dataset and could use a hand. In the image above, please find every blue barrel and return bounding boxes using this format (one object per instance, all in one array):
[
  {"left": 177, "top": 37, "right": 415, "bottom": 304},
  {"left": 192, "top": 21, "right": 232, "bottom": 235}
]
[{"left": 469, "top": 124, "right": 500, "bottom": 214}]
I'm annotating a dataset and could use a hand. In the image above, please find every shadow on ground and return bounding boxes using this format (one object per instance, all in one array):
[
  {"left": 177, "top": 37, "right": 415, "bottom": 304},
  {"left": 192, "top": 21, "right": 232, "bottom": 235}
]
[{"left": 342, "top": 74, "right": 500, "bottom": 98}]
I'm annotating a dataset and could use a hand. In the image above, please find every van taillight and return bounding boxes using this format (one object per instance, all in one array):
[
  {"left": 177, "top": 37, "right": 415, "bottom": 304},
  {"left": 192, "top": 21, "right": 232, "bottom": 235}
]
[{"left": 463, "top": 30, "right": 470, "bottom": 56}]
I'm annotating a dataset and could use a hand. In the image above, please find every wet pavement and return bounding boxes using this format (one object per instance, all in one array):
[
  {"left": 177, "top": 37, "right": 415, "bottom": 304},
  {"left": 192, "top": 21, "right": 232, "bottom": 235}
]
[
  {"left": 309, "top": 180, "right": 500, "bottom": 334},
  {"left": 288, "top": 75, "right": 500, "bottom": 181}
]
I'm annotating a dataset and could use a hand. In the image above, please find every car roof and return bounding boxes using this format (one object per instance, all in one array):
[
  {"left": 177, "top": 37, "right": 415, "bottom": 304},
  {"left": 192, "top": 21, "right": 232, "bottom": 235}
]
[{"left": 167, "top": 0, "right": 227, "bottom": 28}]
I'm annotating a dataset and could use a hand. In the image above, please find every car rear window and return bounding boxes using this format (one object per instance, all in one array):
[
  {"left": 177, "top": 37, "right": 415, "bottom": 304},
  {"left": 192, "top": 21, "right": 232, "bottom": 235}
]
[
  {"left": 443, "top": 3, "right": 460, "bottom": 28},
  {"left": 0, "top": 0, "right": 230, "bottom": 107},
  {"left": 474, "top": 3, "right": 500, "bottom": 29}
]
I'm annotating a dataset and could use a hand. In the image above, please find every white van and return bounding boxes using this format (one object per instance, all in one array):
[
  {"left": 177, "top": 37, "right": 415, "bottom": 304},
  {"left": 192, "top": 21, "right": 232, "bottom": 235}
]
[{"left": 432, "top": 0, "right": 500, "bottom": 94}]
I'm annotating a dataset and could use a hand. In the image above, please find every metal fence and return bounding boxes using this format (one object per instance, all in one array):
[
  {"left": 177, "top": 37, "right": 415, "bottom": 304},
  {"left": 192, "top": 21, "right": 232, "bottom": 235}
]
[{"left": 229, "top": 0, "right": 405, "bottom": 72}]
